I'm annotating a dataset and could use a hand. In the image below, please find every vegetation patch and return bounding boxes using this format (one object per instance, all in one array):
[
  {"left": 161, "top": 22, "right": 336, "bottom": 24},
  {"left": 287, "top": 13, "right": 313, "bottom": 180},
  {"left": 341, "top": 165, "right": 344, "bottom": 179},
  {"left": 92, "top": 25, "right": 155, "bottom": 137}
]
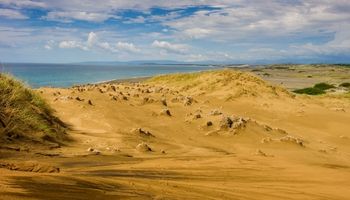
[
  {"left": 293, "top": 82, "right": 335, "bottom": 95},
  {"left": 313, "top": 82, "right": 335, "bottom": 90},
  {"left": 0, "top": 73, "right": 67, "bottom": 144},
  {"left": 334, "top": 64, "right": 350, "bottom": 67},
  {"left": 293, "top": 87, "right": 325, "bottom": 95},
  {"left": 339, "top": 82, "right": 350, "bottom": 88}
]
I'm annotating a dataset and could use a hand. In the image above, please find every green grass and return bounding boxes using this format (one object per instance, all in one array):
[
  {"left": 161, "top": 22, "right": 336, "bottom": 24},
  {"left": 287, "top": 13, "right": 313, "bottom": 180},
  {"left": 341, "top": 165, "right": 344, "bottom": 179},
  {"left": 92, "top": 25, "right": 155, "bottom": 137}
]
[
  {"left": 293, "top": 87, "right": 326, "bottom": 95},
  {"left": 0, "top": 73, "right": 66, "bottom": 143},
  {"left": 293, "top": 82, "right": 335, "bottom": 95},
  {"left": 313, "top": 82, "right": 335, "bottom": 90}
]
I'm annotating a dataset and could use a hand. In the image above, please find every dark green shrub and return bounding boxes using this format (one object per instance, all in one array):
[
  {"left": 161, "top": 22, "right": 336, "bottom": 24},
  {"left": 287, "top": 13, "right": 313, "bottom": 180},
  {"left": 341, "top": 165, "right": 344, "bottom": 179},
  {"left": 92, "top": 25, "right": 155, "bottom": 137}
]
[
  {"left": 313, "top": 82, "right": 335, "bottom": 90},
  {"left": 293, "top": 87, "right": 325, "bottom": 95},
  {"left": 340, "top": 82, "right": 350, "bottom": 88}
]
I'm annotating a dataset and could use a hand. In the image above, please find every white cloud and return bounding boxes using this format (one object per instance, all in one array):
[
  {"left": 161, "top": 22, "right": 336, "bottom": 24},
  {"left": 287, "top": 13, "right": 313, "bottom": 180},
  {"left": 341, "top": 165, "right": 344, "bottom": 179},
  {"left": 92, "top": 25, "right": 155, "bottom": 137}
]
[
  {"left": 87, "top": 32, "right": 98, "bottom": 47},
  {"left": 0, "top": 0, "right": 46, "bottom": 8},
  {"left": 152, "top": 40, "right": 189, "bottom": 54},
  {"left": 44, "top": 11, "right": 119, "bottom": 23},
  {"left": 58, "top": 32, "right": 99, "bottom": 51},
  {"left": 0, "top": 8, "right": 27, "bottom": 19},
  {"left": 56, "top": 32, "right": 141, "bottom": 54},
  {"left": 1, "top": 0, "right": 350, "bottom": 62},
  {"left": 58, "top": 40, "right": 88, "bottom": 51},
  {"left": 44, "top": 40, "right": 55, "bottom": 50},
  {"left": 292, "top": 27, "right": 350, "bottom": 56},
  {"left": 182, "top": 28, "right": 213, "bottom": 39},
  {"left": 164, "top": 1, "right": 350, "bottom": 43},
  {"left": 25, "top": 1, "right": 226, "bottom": 13},
  {"left": 186, "top": 54, "right": 208, "bottom": 62},
  {"left": 124, "top": 16, "right": 145, "bottom": 24},
  {"left": 116, "top": 42, "right": 140, "bottom": 53},
  {"left": 0, "top": 25, "right": 84, "bottom": 49}
]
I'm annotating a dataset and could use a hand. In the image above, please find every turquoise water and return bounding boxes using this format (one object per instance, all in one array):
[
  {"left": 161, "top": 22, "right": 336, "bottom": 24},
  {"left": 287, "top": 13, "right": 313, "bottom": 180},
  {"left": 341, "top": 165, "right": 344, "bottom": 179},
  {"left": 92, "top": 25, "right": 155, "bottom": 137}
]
[{"left": 1, "top": 63, "right": 215, "bottom": 88}]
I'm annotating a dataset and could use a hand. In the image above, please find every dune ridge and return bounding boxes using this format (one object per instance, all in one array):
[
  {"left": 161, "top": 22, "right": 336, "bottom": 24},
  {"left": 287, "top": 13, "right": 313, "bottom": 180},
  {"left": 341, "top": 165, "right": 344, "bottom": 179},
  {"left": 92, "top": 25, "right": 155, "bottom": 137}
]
[{"left": 147, "top": 69, "right": 293, "bottom": 99}]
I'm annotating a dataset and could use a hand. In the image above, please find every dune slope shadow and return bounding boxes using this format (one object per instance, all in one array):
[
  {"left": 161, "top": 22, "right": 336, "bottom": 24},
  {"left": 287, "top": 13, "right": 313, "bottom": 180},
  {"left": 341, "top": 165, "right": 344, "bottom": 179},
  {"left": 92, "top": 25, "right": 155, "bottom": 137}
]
[{"left": 3, "top": 176, "right": 153, "bottom": 200}]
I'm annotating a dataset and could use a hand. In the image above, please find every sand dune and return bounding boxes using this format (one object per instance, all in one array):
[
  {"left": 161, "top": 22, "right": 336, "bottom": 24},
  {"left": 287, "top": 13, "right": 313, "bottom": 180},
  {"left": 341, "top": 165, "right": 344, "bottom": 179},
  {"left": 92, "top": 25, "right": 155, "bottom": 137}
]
[{"left": 1, "top": 68, "right": 350, "bottom": 199}]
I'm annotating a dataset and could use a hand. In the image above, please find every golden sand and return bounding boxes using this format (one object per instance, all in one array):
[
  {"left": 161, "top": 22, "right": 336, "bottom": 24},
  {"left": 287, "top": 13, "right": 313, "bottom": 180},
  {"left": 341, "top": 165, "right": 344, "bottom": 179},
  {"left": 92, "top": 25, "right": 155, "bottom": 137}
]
[{"left": 1, "top": 68, "right": 350, "bottom": 199}]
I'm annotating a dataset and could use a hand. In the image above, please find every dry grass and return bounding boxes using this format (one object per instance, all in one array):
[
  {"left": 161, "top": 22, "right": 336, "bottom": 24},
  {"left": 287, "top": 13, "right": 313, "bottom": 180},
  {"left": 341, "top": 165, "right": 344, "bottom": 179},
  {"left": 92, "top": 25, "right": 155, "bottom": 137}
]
[
  {"left": 148, "top": 69, "right": 293, "bottom": 98},
  {"left": 0, "top": 73, "right": 67, "bottom": 144}
]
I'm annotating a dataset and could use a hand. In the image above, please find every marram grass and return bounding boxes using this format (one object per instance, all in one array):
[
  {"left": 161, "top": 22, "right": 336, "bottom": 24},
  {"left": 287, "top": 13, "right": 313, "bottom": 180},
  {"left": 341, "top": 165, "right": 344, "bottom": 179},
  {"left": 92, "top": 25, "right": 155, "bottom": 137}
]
[{"left": 0, "top": 73, "right": 66, "bottom": 144}]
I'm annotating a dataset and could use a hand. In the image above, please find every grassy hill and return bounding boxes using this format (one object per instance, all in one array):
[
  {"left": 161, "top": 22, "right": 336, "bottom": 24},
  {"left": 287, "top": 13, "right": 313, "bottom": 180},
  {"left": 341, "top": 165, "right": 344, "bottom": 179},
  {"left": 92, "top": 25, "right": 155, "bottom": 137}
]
[{"left": 0, "top": 73, "right": 67, "bottom": 145}]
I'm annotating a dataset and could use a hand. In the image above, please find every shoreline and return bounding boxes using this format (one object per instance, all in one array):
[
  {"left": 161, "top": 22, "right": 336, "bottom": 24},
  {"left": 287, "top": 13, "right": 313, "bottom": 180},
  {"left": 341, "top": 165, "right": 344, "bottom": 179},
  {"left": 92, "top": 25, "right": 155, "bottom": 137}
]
[
  {"left": 96, "top": 76, "right": 151, "bottom": 85},
  {"left": 65, "top": 68, "right": 220, "bottom": 88},
  {"left": 87, "top": 68, "right": 218, "bottom": 86}
]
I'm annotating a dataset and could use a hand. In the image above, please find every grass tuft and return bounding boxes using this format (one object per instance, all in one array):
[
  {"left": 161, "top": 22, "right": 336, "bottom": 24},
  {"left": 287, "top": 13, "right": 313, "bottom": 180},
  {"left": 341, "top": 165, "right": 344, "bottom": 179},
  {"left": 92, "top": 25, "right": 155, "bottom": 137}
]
[{"left": 0, "top": 73, "right": 67, "bottom": 144}]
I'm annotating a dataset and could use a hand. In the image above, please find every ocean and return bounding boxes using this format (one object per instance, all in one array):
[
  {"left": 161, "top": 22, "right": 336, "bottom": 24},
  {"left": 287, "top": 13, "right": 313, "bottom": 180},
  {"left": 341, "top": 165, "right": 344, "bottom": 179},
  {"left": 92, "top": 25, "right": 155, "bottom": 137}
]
[{"left": 0, "top": 63, "right": 215, "bottom": 88}]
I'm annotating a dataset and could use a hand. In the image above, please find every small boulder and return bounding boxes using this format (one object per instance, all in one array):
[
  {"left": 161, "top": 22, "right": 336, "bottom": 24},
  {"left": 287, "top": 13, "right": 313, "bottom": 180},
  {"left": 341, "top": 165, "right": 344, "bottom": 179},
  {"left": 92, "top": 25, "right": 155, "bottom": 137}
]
[
  {"left": 279, "top": 136, "right": 304, "bottom": 146},
  {"left": 193, "top": 113, "right": 201, "bottom": 119},
  {"left": 210, "top": 109, "right": 222, "bottom": 116},
  {"left": 261, "top": 137, "right": 273, "bottom": 144},
  {"left": 206, "top": 121, "right": 213, "bottom": 126},
  {"left": 131, "top": 128, "right": 154, "bottom": 137},
  {"left": 75, "top": 96, "right": 84, "bottom": 101},
  {"left": 87, "top": 147, "right": 100, "bottom": 154},
  {"left": 160, "top": 109, "right": 172, "bottom": 116},
  {"left": 183, "top": 96, "right": 194, "bottom": 106},
  {"left": 143, "top": 97, "right": 154, "bottom": 104},
  {"left": 111, "top": 96, "right": 118, "bottom": 101},
  {"left": 136, "top": 142, "right": 152, "bottom": 152},
  {"left": 88, "top": 100, "right": 93, "bottom": 105},
  {"left": 255, "top": 149, "right": 267, "bottom": 157},
  {"left": 161, "top": 98, "right": 167, "bottom": 106},
  {"left": 231, "top": 117, "right": 249, "bottom": 129},
  {"left": 219, "top": 116, "right": 233, "bottom": 129}
]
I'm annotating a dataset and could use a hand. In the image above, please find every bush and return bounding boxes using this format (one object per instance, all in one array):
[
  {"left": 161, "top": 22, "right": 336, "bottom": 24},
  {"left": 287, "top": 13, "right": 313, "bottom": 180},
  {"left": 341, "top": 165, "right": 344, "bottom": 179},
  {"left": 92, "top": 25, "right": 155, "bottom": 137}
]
[
  {"left": 340, "top": 82, "right": 350, "bottom": 88},
  {"left": 0, "top": 73, "right": 66, "bottom": 143},
  {"left": 293, "top": 87, "right": 325, "bottom": 95},
  {"left": 293, "top": 82, "right": 336, "bottom": 95},
  {"left": 313, "top": 82, "right": 335, "bottom": 90}
]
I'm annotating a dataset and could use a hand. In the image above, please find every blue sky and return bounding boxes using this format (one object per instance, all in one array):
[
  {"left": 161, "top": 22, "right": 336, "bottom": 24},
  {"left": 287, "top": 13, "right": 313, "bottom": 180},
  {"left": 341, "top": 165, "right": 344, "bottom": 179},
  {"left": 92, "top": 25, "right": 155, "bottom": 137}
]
[{"left": 0, "top": 0, "right": 350, "bottom": 63}]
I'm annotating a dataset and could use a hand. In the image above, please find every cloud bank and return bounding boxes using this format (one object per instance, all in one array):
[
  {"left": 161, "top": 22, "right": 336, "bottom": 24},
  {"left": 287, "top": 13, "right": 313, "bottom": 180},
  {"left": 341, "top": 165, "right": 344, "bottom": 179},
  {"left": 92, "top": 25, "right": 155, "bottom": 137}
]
[{"left": 0, "top": 0, "right": 349, "bottom": 63}]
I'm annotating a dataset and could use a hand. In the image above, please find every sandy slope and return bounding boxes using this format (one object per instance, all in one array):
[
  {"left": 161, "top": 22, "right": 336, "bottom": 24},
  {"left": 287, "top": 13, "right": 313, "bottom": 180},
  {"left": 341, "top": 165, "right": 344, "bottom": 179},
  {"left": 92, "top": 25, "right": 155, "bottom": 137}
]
[{"left": 1, "top": 69, "right": 350, "bottom": 200}]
